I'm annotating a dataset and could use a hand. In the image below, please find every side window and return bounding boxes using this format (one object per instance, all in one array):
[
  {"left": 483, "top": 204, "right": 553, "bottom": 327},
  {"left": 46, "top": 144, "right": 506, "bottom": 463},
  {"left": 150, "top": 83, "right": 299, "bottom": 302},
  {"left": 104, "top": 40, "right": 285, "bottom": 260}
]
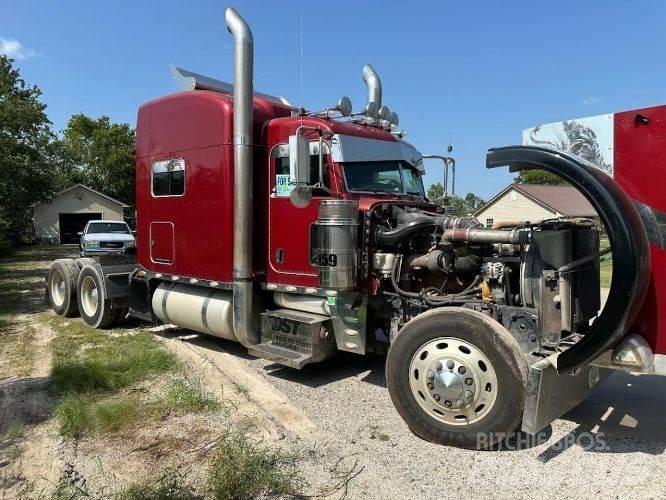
[
  {"left": 273, "top": 143, "right": 330, "bottom": 197},
  {"left": 152, "top": 159, "right": 185, "bottom": 197}
]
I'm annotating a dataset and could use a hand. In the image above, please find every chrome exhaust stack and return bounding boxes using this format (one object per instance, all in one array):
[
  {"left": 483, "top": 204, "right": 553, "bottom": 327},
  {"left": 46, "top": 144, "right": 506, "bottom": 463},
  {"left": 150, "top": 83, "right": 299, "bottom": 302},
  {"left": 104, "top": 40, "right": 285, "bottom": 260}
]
[
  {"left": 226, "top": 6, "right": 259, "bottom": 347},
  {"left": 362, "top": 64, "right": 382, "bottom": 110}
]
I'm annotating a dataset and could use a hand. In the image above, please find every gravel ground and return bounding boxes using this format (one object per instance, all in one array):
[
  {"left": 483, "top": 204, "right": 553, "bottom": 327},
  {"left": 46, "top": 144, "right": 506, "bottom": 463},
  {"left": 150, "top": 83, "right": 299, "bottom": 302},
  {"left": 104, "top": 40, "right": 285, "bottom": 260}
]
[{"left": 177, "top": 333, "right": 666, "bottom": 499}]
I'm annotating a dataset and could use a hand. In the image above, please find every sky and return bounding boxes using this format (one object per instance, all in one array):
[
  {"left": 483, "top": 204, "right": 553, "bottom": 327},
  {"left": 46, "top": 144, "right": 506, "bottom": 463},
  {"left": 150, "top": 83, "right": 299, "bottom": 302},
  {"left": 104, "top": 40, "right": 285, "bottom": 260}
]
[{"left": 4, "top": 0, "right": 666, "bottom": 199}]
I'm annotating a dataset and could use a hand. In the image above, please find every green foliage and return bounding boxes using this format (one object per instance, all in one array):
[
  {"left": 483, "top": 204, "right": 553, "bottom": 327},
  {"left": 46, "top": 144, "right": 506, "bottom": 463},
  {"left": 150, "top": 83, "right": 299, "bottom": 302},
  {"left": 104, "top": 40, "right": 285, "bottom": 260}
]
[
  {"left": 56, "top": 394, "right": 141, "bottom": 437},
  {"left": 0, "top": 56, "right": 57, "bottom": 251},
  {"left": 0, "top": 57, "right": 136, "bottom": 250},
  {"left": 426, "top": 182, "right": 445, "bottom": 201},
  {"left": 156, "top": 377, "right": 220, "bottom": 414},
  {"left": 208, "top": 432, "right": 303, "bottom": 500},
  {"left": 49, "top": 315, "right": 179, "bottom": 436},
  {"left": 51, "top": 324, "right": 178, "bottom": 394},
  {"left": 514, "top": 169, "right": 566, "bottom": 185},
  {"left": 600, "top": 238, "right": 612, "bottom": 288},
  {"left": 426, "top": 183, "right": 486, "bottom": 215},
  {"left": 55, "top": 113, "right": 136, "bottom": 208}
]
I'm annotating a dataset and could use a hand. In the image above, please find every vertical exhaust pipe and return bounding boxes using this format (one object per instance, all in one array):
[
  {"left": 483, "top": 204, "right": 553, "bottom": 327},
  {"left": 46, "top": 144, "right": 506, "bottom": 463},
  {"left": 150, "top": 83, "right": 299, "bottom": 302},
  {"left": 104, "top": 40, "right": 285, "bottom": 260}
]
[
  {"left": 362, "top": 64, "right": 382, "bottom": 109},
  {"left": 226, "top": 7, "right": 259, "bottom": 347}
]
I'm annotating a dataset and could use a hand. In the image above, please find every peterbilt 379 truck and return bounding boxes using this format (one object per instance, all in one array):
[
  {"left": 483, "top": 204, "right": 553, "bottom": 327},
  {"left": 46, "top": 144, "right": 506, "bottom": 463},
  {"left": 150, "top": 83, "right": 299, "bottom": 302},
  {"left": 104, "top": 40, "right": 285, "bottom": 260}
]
[{"left": 46, "top": 7, "right": 664, "bottom": 449}]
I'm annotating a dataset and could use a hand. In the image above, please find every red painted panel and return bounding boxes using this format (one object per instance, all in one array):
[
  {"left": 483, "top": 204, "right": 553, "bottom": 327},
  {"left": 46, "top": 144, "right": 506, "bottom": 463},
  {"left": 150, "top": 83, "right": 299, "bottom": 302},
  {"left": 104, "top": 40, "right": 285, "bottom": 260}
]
[
  {"left": 135, "top": 90, "right": 291, "bottom": 283},
  {"left": 137, "top": 145, "right": 235, "bottom": 282},
  {"left": 614, "top": 106, "right": 666, "bottom": 354},
  {"left": 149, "top": 222, "right": 174, "bottom": 264}
]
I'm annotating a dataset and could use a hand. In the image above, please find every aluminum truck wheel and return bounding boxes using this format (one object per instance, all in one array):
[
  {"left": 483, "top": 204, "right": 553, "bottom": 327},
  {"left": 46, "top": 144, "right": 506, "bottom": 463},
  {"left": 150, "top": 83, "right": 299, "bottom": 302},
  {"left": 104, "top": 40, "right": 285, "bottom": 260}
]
[
  {"left": 386, "top": 308, "right": 527, "bottom": 449},
  {"left": 47, "top": 259, "right": 80, "bottom": 317},
  {"left": 76, "top": 263, "right": 116, "bottom": 328}
]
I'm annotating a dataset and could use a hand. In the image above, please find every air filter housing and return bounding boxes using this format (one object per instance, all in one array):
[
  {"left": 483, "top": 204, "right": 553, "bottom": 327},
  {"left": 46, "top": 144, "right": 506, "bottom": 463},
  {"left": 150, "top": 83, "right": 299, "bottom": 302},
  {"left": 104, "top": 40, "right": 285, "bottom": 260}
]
[{"left": 315, "top": 200, "right": 359, "bottom": 290}]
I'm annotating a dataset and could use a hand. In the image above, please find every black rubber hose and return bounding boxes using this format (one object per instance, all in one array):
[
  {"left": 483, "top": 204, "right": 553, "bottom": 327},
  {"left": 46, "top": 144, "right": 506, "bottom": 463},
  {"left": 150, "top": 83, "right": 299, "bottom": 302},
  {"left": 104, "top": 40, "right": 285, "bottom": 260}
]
[
  {"left": 390, "top": 255, "right": 421, "bottom": 298},
  {"left": 375, "top": 218, "right": 437, "bottom": 247}
]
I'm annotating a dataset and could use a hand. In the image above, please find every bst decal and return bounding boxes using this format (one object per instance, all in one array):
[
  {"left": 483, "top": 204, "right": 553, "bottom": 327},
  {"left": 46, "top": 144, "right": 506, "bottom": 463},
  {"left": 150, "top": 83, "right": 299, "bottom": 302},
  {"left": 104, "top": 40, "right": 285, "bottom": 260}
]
[{"left": 269, "top": 317, "right": 297, "bottom": 335}]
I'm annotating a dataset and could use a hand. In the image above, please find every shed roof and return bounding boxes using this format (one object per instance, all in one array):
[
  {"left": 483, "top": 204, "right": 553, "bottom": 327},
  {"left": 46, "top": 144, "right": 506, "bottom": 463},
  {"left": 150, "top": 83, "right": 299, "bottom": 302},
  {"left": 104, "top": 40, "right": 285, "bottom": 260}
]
[
  {"left": 476, "top": 184, "right": 597, "bottom": 217},
  {"left": 39, "top": 184, "right": 129, "bottom": 208}
]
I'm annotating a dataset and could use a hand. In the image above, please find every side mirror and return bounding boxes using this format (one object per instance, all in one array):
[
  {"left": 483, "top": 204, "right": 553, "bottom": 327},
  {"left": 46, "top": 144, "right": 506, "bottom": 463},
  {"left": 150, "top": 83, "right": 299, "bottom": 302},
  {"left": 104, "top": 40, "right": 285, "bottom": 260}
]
[
  {"left": 289, "top": 134, "right": 310, "bottom": 185},
  {"left": 77, "top": 231, "right": 83, "bottom": 236}
]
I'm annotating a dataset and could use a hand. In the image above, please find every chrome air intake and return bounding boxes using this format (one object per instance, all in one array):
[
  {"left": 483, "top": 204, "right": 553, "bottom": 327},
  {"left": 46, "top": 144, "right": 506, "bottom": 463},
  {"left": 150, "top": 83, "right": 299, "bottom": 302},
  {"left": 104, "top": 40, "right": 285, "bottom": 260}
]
[{"left": 315, "top": 200, "right": 359, "bottom": 290}]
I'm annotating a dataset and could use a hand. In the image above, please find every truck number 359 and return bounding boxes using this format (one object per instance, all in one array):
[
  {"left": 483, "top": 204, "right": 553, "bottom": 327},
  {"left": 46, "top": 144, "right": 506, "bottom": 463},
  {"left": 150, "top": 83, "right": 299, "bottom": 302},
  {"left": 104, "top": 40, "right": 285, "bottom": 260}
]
[{"left": 317, "top": 253, "right": 338, "bottom": 267}]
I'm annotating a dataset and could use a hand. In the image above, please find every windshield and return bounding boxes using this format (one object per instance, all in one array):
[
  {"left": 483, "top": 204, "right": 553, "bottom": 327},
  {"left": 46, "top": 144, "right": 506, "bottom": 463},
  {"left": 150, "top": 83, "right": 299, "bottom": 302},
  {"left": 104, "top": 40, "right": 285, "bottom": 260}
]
[
  {"left": 343, "top": 161, "right": 425, "bottom": 197},
  {"left": 87, "top": 222, "right": 130, "bottom": 235},
  {"left": 402, "top": 168, "right": 426, "bottom": 196}
]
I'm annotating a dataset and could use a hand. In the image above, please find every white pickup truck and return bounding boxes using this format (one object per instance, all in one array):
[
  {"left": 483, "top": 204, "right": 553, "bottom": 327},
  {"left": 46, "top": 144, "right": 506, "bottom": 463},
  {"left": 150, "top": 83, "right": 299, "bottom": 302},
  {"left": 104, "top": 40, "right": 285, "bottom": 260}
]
[{"left": 78, "top": 220, "right": 135, "bottom": 257}]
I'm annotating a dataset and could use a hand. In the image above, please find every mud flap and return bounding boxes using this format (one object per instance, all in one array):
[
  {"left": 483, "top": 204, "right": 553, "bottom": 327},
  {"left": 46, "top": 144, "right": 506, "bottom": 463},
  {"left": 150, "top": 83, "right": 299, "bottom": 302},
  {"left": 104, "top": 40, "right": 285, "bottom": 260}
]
[
  {"left": 522, "top": 354, "right": 601, "bottom": 434},
  {"left": 486, "top": 146, "right": 651, "bottom": 373}
]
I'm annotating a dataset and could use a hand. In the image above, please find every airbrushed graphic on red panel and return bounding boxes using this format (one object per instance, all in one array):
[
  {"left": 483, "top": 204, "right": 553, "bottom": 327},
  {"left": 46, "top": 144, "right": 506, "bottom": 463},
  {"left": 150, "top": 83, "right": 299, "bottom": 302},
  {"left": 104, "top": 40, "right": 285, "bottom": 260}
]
[{"left": 614, "top": 106, "right": 666, "bottom": 354}]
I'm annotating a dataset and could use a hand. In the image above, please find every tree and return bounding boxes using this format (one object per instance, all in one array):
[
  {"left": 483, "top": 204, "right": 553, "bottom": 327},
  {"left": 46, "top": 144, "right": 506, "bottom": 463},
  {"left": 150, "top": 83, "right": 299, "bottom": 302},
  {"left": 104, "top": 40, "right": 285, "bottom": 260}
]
[
  {"left": 514, "top": 169, "right": 565, "bottom": 185},
  {"left": 426, "top": 182, "right": 445, "bottom": 202},
  {"left": 0, "top": 55, "right": 57, "bottom": 251},
  {"left": 55, "top": 114, "right": 135, "bottom": 211},
  {"left": 426, "top": 183, "right": 485, "bottom": 215}
]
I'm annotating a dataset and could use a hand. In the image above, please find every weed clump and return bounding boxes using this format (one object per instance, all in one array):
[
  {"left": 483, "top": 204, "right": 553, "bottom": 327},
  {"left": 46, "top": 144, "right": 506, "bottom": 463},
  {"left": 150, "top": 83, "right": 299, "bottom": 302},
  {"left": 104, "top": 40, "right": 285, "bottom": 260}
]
[{"left": 207, "top": 431, "right": 303, "bottom": 499}]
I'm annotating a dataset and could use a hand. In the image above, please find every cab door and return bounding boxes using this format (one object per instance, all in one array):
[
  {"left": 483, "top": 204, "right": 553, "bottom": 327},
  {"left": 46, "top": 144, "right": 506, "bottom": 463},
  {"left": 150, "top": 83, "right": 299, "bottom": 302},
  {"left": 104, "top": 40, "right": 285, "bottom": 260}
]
[{"left": 267, "top": 142, "right": 331, "bottom": 286}]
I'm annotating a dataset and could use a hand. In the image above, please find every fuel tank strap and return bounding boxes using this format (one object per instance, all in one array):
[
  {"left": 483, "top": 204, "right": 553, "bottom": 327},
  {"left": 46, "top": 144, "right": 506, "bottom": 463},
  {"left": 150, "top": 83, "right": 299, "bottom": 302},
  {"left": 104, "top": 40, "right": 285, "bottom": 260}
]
[{"left": 486, "top": 145, "right": 651, "bottom": 373}]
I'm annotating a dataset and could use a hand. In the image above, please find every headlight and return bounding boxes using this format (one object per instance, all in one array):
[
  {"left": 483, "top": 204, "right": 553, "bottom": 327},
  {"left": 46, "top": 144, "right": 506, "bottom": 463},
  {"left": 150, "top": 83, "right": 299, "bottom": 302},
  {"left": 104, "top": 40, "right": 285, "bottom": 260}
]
[
  {"left": 85, "top": 240, "right": 99, "bottom": 247},
  {"left": 124, "top": 240, "right": 135, "bottom": 248}
]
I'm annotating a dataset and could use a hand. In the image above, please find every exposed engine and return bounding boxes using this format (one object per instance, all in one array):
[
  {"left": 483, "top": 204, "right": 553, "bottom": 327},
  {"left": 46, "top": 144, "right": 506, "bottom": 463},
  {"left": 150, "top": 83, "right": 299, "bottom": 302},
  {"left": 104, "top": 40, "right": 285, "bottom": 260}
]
[{"left": 369, "top": 205, "right": 601, "bottom": 354}]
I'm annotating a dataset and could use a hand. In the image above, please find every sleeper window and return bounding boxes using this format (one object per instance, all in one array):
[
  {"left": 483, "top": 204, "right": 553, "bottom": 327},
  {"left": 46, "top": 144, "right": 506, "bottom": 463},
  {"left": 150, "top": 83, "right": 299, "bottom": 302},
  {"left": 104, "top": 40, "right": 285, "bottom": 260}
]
[{"left": 152, "top": 159, "right": 185, "bottom": 196}]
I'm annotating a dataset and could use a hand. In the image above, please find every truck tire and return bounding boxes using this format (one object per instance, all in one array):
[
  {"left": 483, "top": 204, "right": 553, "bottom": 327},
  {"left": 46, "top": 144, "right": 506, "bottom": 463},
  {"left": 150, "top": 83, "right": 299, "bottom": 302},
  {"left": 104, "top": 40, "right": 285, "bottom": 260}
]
[
  {"left": 75, "top": 257, "right": 97, "bottom": 269},
  {"left": 76, "top": 263, "right": 116, "bottom": 329},
  {"left": 47, "top": 259, "right": 80, "bottom": 317},
  {"left": 386, "top": 307, "right": 528, "bottom": 449}
]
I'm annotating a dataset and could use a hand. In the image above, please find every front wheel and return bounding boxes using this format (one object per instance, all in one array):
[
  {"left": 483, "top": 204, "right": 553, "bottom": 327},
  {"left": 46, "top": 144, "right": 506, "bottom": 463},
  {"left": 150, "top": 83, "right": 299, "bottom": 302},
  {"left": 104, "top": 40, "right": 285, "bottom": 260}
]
[{"left": 386, "top": 308, "right": 528, "bottom": 449}]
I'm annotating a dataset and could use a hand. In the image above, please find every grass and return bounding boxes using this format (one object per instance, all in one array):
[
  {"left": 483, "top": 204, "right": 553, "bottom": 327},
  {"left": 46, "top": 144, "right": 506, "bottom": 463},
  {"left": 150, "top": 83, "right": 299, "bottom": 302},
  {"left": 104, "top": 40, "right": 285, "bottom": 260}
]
[
  {"left": 48, "top": 315, "right": 185, "bottom": 436},
  {"left": 0, "top": 423, "right": 25, "bottom": 463},
  {"left": 0, "top": 246, "right": 66, "bottom": 377},
  {"left": 118, "top": 431, "right": 304, "bottom": 500},
  {"left": 599, "top": 238, "right": 612, "bottom": 288},
  {"left": 56, "top": 394, "right": 142, "bottom": 437},
  {"left": 50, "top": 315, "right": 222, "bottom": 436},
  {"left": 0, "top": 324, "right": 36, "bottom": 379},
  {"left": 119, "top": 469, "right": 200, "bottom": 500},
  {"left": 207, "top": 431, "right": 303, "bottom": 500},
  {"left": 50, "top": 319, "right": 178, "bottom": 394},
  {"left": 156, "top": 377, "right": 221, "bottom": 415}
]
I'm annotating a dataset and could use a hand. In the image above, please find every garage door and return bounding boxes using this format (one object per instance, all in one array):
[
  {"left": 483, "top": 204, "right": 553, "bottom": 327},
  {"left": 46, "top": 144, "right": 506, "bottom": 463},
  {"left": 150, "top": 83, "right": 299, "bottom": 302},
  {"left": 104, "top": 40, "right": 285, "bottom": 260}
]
[{"left": 59, "top": 213, "right": 102, "bottom": 244}]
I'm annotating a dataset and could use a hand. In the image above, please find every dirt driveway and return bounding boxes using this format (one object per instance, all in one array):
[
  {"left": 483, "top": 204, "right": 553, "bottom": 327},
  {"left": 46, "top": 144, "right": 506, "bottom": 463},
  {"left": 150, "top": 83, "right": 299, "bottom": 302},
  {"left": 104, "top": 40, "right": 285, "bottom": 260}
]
[{"left": 1, "top": 246, "right": 665, "bottom": 499}]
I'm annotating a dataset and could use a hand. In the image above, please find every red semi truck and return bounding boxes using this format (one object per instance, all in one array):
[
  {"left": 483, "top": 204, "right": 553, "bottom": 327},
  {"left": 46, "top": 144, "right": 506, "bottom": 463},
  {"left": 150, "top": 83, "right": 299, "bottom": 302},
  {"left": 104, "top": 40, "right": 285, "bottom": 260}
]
[{"left": 46, "top": 7, "right": 664, "bottom": 449}]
